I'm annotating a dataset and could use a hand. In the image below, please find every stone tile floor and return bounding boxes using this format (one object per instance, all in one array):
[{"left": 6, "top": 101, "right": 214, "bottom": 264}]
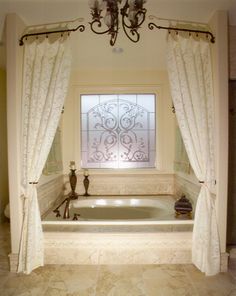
[{"left": 1, "top": 222, "right": 236, "bottom": 296}]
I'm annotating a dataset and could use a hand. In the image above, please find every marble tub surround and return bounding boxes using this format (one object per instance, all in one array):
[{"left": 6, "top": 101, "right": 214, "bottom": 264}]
[
  {"left": 44, "top": 231, "right": 193, "bottom": 265},
  {"left": 63, "top": 172, "right": 175, "bottom": 196}
]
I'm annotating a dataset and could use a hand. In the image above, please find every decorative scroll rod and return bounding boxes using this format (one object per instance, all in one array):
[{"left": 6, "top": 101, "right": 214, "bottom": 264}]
[
  {"left": 19, "top": 24, "right": 85, "bottom": 46},
  {"left": 148, "top": 23, "right": 215, "bottom": 43}
]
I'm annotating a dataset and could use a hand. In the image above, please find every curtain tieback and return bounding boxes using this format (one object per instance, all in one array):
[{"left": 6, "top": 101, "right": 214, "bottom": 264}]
[
  {"left": 199, "top": 180, "right": 216, "bottom": 185},
  {"left": 29, "top": 181, "right": 38, "bottom": 185}
]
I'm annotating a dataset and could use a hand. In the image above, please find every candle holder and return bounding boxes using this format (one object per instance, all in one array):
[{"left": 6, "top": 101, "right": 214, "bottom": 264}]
[
  {"left": 83, "top": 175, "right": 90, "bottom": 197},
  {"left": 69, "top": 169, "right": 79, "bottom": 200}
]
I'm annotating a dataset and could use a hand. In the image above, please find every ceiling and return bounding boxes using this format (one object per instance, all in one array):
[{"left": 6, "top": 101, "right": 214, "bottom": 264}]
[{"left": 0, "top": 0, "right": 235, "bottom": 71}]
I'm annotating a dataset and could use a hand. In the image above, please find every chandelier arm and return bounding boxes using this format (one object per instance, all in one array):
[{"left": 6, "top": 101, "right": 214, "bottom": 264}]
[
  {"left": 110, "top": 31, "right": 118, "bottom": 46},
  {"left": 120, "top": 12, "right": 138, "bottom": 43},
  {"left": 19, "top": 24, "right": 85, "bottom": 46},
  {"left": 89, "top": 20, "right": 112, "bottom": 35},
  {"left": 122, "top": 9, "right": 146, "bottom": 30},
  {"left": 122, "top": 19, "right": 140, "bottom": 43},
  {"left": 148, "top": 23, "right": 215, "bottom": 43},
  {"left": 135, "top": 10, "right": 147, "bottom": 28},
  {"left": 109, "top": 23, "right": 119, "bottom": 46}
]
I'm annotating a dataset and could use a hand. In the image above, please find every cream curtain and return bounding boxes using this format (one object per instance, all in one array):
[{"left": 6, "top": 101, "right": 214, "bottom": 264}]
[
  {"left": 166, "top": 35, "right": 220, "bottom": 275},
  {"left": 18, "top": 37, "right": 72, "bottom": 274}
]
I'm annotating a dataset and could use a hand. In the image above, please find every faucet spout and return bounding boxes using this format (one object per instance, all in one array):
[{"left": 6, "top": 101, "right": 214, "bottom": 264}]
[{"left": 63, "top": 197, "right": 71, "bottom": 219}]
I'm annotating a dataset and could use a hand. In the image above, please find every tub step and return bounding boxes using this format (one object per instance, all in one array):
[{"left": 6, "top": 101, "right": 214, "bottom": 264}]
[{"left": 44, "top": 231, "right": 192, "bottom": 265}]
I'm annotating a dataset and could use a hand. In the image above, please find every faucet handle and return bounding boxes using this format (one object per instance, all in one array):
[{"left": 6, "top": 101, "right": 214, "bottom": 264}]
[
  {"left": 72, "top": 213, "right": 80, "bottom": 220},
  {"left": 54, "top": 209, "right": 61, "bottom": 218}
]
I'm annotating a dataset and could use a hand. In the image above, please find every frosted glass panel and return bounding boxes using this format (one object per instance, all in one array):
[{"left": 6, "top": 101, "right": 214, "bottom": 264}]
[
  {"left": 119, "top": 94, "right": 137, "bottom": 104},
  {"left": 81, "top": 95, "right": 99, "bottom": 112},
  {"left": 137, "top": 94, "right": 155, "bottom": 112},
  {"left": 81, "top": 94, "right": 156, "bottom": 168}
]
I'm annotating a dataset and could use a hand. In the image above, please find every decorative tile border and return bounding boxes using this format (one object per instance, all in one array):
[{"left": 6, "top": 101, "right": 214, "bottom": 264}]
[{"left": 64, "top": 173, "right": 175, "bottom": 196}]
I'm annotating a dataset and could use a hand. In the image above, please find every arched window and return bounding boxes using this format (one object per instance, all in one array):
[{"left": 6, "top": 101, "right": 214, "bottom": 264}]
[{"left": 81, "top": 94, "right": 156, "bottom": 168}]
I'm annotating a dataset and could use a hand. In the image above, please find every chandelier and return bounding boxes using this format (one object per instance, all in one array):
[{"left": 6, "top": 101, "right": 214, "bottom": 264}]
[{"left": 88, "top": 0, "right": 147, "bottom": 46}]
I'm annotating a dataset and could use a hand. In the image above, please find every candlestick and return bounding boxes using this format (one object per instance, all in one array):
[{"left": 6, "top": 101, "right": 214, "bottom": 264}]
[
  {"left": 69, "top": 168, "right": 78, "bottom": 200},
  {"left": 83, "top": 175, "right": 90, "bottom": 197}
]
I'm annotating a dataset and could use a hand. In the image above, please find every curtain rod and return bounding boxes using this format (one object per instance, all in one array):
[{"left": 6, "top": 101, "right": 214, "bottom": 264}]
[
  {"left": 19, "top": 19, "right": 215, "bottom": 46},
  {"left": 19, "top": 24, "right": 85, "bottom": 46},
  {"left": 148, "top": 23, "right": 215, "bottom": 43}
]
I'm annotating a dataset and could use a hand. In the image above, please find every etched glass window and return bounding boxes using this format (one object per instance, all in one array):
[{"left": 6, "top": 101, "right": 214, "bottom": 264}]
[{"left": 81, "top": 94, "right": 156, "bottom": 168}]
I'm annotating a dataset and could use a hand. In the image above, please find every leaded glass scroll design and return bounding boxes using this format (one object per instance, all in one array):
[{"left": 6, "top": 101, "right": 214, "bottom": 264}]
[{"left": 81, "top": 94, "right": 156, "bottom": 168}]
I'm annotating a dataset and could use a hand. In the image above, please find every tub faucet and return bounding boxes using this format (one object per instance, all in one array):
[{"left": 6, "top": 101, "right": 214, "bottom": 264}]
[
  {"left": 53, "top": 167, "right": 79, "bottom": 219},
  {"left": 53, "top": 196, "right": 71, "bottom": 219},
  {"left": 63, "top": 197, "right": 71, "bottom": 219}
]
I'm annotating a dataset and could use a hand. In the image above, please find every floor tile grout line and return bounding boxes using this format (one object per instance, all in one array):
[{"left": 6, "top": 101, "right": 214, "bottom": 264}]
[
  {"left": 183, "top": 264, "right": 202, "bottom": 296},
  {"left": 94, "top": 264, "right": 101, "bottom": 296}
]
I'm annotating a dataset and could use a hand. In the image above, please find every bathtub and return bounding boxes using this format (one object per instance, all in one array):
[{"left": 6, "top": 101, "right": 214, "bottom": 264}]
[
  {"left": 42, "top": 195, "right": 194, "bottom": 265},
  {"left": 42, "top": 195, "right": 194, "bottom": 226}
]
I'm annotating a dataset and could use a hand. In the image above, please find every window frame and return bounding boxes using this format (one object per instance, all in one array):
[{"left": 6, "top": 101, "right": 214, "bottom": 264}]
[{"left": 72, "top": 85, "right": 166, "bottom": 173}]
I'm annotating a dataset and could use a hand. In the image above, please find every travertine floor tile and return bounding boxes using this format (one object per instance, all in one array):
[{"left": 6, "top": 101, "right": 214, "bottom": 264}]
[
  {"left": 95, "top": 265, "right": 145, "bottom": 296},
  {"left": 45, "top": 265, "right": 99, "bottom": 296},
  {"left": 142, "top": 264, "right": 197, "bottom": 296},
  {"left": 0, "top": 271, "right": 50, "bottom": 296},
  {"left": 229, "top": 264, "right": 236, "bottom": 280},
  {"left": 184, "top": 264, "right": 236, "bottom": 296}
]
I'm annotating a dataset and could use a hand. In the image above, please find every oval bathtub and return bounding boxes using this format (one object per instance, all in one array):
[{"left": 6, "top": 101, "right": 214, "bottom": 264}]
[
  {"left": 42, "top": 195, "right": 194, "bottom": 225},
  {"left": 72, "top": 198, "right": 172, "bottom": 220}
]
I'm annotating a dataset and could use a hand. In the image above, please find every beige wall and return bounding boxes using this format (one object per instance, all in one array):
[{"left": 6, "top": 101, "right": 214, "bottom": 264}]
[
  {"left": 6, "top": 13, "right": 25, "bottom": 255},
  {"left": 62, "top": 69, "right": 175, "bottom": 177},
  {"left": 0, "top": 68, "right": 9, "bottom": 222}
]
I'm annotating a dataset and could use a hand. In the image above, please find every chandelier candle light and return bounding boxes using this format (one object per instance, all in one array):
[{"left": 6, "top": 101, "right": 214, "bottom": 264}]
[{"left": 88, "top": 0, "right": 147, "bottom": 46}]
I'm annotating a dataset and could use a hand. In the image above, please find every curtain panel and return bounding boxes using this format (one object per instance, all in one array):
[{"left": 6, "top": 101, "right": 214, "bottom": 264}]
[
  {"left": 166, "top": 35, "right": 220, "bottom": 275},
  {"left": 18, "top": 37, "right": 72, "bottom": 274}
]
